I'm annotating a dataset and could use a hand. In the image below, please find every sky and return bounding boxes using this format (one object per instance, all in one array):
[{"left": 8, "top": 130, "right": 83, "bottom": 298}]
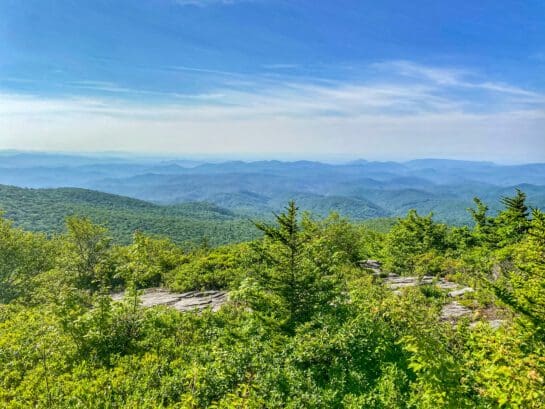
[{"left": 0, "top": 0, "right": 544, "bottom": 162}]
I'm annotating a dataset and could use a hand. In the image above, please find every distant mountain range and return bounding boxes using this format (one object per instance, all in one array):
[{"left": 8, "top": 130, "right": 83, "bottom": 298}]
[{"left": 1, "top": 152, "right": 544, "bottom": 226}]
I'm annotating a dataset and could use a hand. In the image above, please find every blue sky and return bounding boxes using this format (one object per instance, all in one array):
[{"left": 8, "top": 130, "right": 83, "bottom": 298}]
[{"left": 1, "top": 0, "right": 544, "bottom": 161}]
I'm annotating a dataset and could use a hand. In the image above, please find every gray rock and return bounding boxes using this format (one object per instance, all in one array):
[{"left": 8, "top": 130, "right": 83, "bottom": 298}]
[
  {"left": 382, "top": 274, "right": 473, "bottom": 295},
  {"left": 436, "top": 280, "right": 459, "bottom": 290},
  {"left": 488, "top": 319, "right": 504, "bottom": 330},
  {"left": 359, "top": 259, "right": 382, "bottom": 270},
  {"left": 141, "top": 290, "right": 184, "bottom": 307},
  {"left": 440, "top": 301, "right": 472, "bottom": 320},
  {"left": 111, "top": 288, "right": 228, "bottom": 312},
  {"left": 448, "top": 287, "right": 474, "bottom": 297},
  {"left": 469, "top": 319, "right": 504, "bottom": 330},
  {"left": 385, "top": 276, "right": 420, "bottom": 289},
  {"left": 420, "top": 275, "right": 435, "bottom": 284}
]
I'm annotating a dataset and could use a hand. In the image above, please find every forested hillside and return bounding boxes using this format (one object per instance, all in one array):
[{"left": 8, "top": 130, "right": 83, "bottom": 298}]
[
  {"left": 0, "top": 184, "right": 259, "bottom": 246},
  {"left": 1, "top": 190, "right": 544, "bottom": 407}
]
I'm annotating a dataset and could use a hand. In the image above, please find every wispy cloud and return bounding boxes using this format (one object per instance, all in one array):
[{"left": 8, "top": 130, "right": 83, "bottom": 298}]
[
  {"left": 376, "top": 60, "right": 545, "bottom": 105},
  {"left": 67, "top": 80, "right": 179, "bottom": 97},
  {"left": 166, "top": 65, "right": 245, "bottom": 78},
  {"left": 1, "top": 60, "right": 544, "bottom": 161},
  {"left": 374, "top": 60, "right": 469, "bottom": 86},
  {"left": 2, "top": 61, "right": 544, "bottom": 119}
]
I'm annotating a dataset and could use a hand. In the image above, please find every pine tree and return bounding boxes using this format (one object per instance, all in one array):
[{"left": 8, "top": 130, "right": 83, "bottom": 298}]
[
  {"left": 501, "top": 189, "right": 530, "bottom": 220},
  {"left": 496, "top": 189, "right": 531, "bottom": 246},
  {"left": 251, "top": 201, "right": 338, "bottom": 332},
  {"left": 495, "top": 208, "right": 545, "bottom": 327},
  {"left": 468, "top": 197, "right": 500, "bottom": 247}
]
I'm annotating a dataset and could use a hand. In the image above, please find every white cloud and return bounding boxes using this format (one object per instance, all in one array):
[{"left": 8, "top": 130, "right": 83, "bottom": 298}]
[
  {"left": 373, "top": 60, "right": 469, "bottom": 86},
  {"left": 375, "top": 60, "right": 545, "bottom": 105}
]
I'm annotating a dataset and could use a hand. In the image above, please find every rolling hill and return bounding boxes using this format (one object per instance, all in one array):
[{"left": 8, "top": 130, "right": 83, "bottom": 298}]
[{"left": 0, "top": 184, "right": 259, "bottom": 246}]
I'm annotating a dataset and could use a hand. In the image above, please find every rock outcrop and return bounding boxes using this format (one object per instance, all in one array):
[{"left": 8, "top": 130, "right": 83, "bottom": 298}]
[
  {"left": 371, "top": 268, "right": 507, "bottom": 326},
  {"left": 112, "top": 288, "right": 227, "bottom": 312}
]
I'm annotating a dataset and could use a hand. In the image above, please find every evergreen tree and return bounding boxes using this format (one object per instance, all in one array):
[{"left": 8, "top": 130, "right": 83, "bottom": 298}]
[
  {"left": 251, "top": 201, "right": 340, "bottom": 332},
  {"left": 493, "top": 208, "right": 545, "bottom": 327},
  {"left": 495, "top": 189, "right": 531, "bottom": 246},
  {"left": 468, "top": 197, "right": 497, "bottom": 245}
]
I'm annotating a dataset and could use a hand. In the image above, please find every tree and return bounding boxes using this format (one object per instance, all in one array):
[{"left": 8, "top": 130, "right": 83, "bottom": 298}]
[
  {"left": 0, "top": 214, "right": 53, "bottom": 303},
  {"left": 382, "top": 210, "right": 449, "bottom": 275},
  {"left": 115, "top": 231, "right": 187, "bottom": 289},
  {"left": 468, "top": 208, "right": 545, "bottom": 408},
  {"left": 495, "top": 189, "right": 531, "bottom": 247},
  {"left": 248, "top": 201, "right": 341, "bottom": 332},
  {"left": 468, "top": 197, "right": 497, "bottom": 246},
  {"left": 492, "top": 208, "right": 545, "bottom": 327},
  {"left": 302, "top": 212, "right": 366, "bottom": 265},
  {"left": 61, "top": 216, "right": 113, "bottom": 291}
]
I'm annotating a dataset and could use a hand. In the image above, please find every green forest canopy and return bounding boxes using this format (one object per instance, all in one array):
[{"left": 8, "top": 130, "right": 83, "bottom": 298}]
[
  {"left": 1, "top": 189, "right": 544, "bottom": 407},
  {"left": 0, "top": 184, "right": 260, "bottom": 247}
]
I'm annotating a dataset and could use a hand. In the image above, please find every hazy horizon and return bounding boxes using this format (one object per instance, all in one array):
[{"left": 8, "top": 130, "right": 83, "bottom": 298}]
[{"left": 1, "top": 149, "right": 545, "bottom": 166}]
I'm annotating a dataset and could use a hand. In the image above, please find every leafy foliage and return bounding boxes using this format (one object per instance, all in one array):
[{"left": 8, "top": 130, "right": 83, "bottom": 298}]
[
  {"left": 382, "top": 210, "right": 452, "bottom": 275},
  {"left": 0, "top": 191, "right": 544, "bottom": 408}
]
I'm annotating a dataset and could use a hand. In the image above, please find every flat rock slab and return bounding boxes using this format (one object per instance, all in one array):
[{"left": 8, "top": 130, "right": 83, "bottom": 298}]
[
  {"left": 382, "top": 275, "right": 470, "bottom": 294},
  {"left": 386, "top": 276, "right": 423, "bottom": 289},
  {"left": 111, "top": 289, "right": 228, "bottom": 312},
  {"left": 440, "top": 301, "right": 472, "bottom": 321},
  {"left": 448, "top": 287, "right": 474, "bottom": 297},
  {"left": 437, "top": 281, "right": 459, "bottom": 291},
  {"left": 359, "top": 259, "right": 382, "bottom": 270}
]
